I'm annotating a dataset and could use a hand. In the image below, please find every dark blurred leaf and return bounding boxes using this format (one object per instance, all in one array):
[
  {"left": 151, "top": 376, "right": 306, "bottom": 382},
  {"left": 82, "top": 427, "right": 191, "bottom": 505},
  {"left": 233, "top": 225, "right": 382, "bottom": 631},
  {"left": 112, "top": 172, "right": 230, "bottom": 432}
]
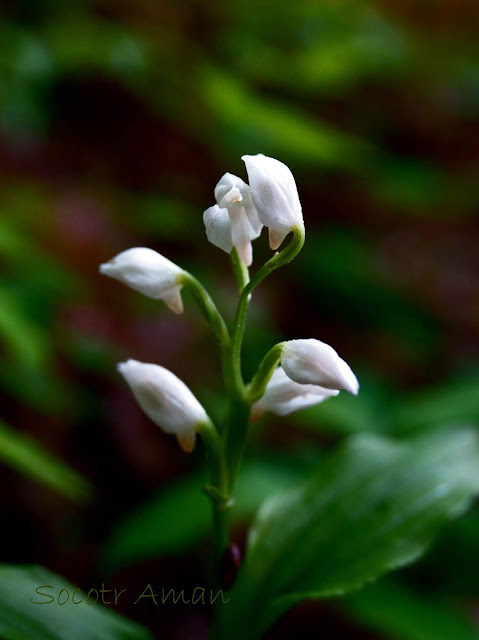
[
  {"left": 225, "top": 4, "right": 409, "bottom": 93},
  {"left": 0, "top": 419, "right": 91, "bottom": 504},
  {"left": 129, "top": 194, "right": 196, "bottom": 239},
  {"left": 219, "top": 428, "right": 479, "bottom": 639},
  {"left": 0, "top": 564, "right": 152, "bottom": 640},
  {"left": 342, "top": 578, "right": 478, "bottom": 640},
  {"left": 200, "top": 67, "right": 369, "bottom": 168},
  {"left": 46, "top": 18, "right": 147, "bottom": 77},
  {"left": 102, "top": 458, "right": 305, "bottom": 571},
  {"left": 389, "top": 376, "right": 479, "bottom": 434},
  {"left": 374, "top": 158, "right": 479, "bottom": 214},
  {"left": 0, "top": 362, "right": 75, "bottom": 414},
  {"left": 291, "top": 380, "right": 386, "bottom": 435},
  {"left": 413, "top": 509, "right": 479, "bottom": 596},
  {"left": 0, "top": 288, "right": 49, "bottom": 370}
]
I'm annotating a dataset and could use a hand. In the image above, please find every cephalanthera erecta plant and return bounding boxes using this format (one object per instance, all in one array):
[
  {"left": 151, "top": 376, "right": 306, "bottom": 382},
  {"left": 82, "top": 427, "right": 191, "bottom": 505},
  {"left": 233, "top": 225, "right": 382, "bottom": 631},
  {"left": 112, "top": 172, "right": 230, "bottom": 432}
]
[
  {"left": 101, "top": 155, "right": 479, "bottom": 640},
  {"left": 100, "top": 154, "right": 356, "bottom": 465}
]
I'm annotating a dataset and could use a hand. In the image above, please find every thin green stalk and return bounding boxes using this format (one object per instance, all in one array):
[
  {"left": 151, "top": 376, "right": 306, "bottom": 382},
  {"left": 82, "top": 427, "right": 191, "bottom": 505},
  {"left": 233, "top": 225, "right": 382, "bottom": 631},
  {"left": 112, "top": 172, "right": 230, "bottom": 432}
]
[
  {"left": 199, "top": 422, "right": 230, "bottom": 587},
  {"left": 182, "top": 272, "right": 230, "bottom": 348},
  {"left": 182, "top": 271, "right": 237, "bottom": 400},
  {"left": 246, "top": 342, "right": 286, "bottom": 404},
  {"left": 230, "top": 248, "right": 250, "bottom": 294},
  {"left": 203, "top": 225, "right": 305, "bottom": 618},
  {"left": 231, "top": 225, "right": 305, "bottom": 393}
]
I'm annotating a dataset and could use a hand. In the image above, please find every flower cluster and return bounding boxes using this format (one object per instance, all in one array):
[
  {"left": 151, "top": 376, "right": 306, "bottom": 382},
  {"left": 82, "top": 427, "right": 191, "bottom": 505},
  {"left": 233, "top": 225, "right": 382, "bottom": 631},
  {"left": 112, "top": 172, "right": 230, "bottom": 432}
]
[
  {"left": 100, "top": 154, "right": 358, "bottom": 453},
  {"left": 203, "top": 154, "right": 303, "bottom": 265}
]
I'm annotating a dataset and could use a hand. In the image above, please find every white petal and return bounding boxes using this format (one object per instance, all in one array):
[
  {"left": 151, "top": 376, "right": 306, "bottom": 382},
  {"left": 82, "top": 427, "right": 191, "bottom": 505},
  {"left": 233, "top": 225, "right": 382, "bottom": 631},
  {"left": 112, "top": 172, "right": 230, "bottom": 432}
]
[
  {"left": 281, "top": 339, "right": 359, "bottom": 395},
  {"left": 229, "top": 208, "right": 253, "bottom": 266},
  {"left": 215, "top": 172, "right": 263, "bottom": 245},
  {"left": 99, "top": 247, "right": 183, "bottom": 302},
  {"left": 215, "top": 173, "right": 245, "bottom": 208},
  {"left": 251, "top": 367, "right": 338, "bottom": 420},
  {"left": 117, "top": 360, "right": 209, "bottom": 451},
  {"left": 244, "top": 201, "right": 263, "bottom": 238},
  {"left": 242, "top": 154, "right": 303, "bottom": 249},
  {"left": 203, "top": 205, "right": 233, "bottom": 253}
]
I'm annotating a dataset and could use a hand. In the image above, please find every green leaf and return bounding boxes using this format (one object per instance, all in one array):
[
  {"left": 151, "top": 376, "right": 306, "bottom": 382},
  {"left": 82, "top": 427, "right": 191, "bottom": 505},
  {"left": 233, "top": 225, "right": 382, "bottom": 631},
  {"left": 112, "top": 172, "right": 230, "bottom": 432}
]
[
  {"left": 0, "top": 287, "right": 49, "bottom": 370},
  {"left": 102, "top": 459, "right": 305, "bottom": 571},
  {"left": 291, "top": 383, "right": 386, "bottom": 436},
  {"left": 0, "top": 564, "right": 153, "bottom": 640},
  {"left": 342, "top": 578, "right": 479, "bottom": 640},
  {"left": 389, "top": 376, "right": 479, "bottom": 434},
  {"left": 218, "top": 429, "right": 479, "bottom": 639},
  {"left": 412, "top": 509, "right": 479, "bottom": 596},
  {"left": 0, "top": 420, "right": 92, "bottom": 504},
  {"left": 200, "top": 67, "right": 368, "bottom": 169}
]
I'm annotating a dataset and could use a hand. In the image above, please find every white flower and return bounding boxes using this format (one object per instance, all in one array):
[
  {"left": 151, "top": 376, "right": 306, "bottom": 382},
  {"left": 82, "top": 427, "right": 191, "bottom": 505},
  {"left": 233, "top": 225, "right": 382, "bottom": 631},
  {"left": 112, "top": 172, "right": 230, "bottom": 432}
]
[
  {"left": 242, "top": 154, "right": 303, "bottom": 250},
  {"left": 99, "top": 247, "right": 184, "bottom": 314},
  {"left": 251, "top": 367, "right": 338, "bottom": 421},
  {"left": 203, "top": 205, "right": 233, "bottom": 253},
  {"left": 281, "top": 339, "right": 359, "bottom": 395},
  {"left": 117, "top": 359, "right": 210, "bottom": 452},
  {"left": 203, "top": 173, "right": 262, "bottom": 266}
]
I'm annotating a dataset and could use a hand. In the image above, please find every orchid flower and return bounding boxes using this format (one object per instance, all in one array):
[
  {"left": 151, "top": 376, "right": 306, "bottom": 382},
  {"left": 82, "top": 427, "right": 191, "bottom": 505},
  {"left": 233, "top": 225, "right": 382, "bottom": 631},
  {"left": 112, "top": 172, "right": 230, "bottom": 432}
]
[
  {"left": 251, "top": 367, "right": 339, "bottom": 421},
  {"left": 242, "top": 154, "right": 304, "bottom": 250},
  {"left": 281, "top": 338, "right": 359, "bottom": 395},
  {"left": 99, "top": 247, "right": 185, "bottom": 314},
  {"left": 204, "top": 173, "right": 262, "bottom": 266},
  {"left": 117, "top": 359, "right": 211, "bottom": 453}
]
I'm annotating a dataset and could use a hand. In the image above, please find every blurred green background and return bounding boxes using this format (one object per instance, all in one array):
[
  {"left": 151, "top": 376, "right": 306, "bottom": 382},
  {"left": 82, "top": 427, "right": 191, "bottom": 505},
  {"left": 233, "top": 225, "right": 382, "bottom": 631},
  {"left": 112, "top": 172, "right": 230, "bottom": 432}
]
[{"left": 1, "top": 0, "right": 478, "bottom": 638}]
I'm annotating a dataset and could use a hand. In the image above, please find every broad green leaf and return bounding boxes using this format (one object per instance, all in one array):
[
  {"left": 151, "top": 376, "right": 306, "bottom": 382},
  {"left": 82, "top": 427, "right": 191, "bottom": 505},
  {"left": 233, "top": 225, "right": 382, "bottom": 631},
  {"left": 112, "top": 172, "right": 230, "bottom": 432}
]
[
  {"left": 218, "top": 429, "right": 479, "bottom": 639},
  {"left": 102, "top": 459, "right": 306, "bottom": 571},
  {"left": 0, "top": 564, "right": 153, "bottom": 640},
  {"left": 0, "top": 420, "right": 92, "bottom": 504},
  {"left": 342, "top": 579, "right": 479, "bottom": 640}
]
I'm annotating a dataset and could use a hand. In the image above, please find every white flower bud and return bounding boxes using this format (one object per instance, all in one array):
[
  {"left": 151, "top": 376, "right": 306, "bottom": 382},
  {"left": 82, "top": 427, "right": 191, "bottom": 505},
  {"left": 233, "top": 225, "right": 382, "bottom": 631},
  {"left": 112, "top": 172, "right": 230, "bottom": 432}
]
[
  {"left": 205, "top": 172, "right": 263, "bottom": 266},
  {"left": 242, "top": 154, "right": 303, "bottom": 250},
  {"left": 203, "top": 205, "right": 233, "bottom": 254},
  {"left": 251, "top": 367, "right": 338, "bottom": 421},
  {"left": 99, "top": 247, "right": 184, "bottom": 314},
  {"left": 281, "top": 339, "right": 359, "bottom": 395},
  {"left": 117, "top": 359, "right": 210, "bottom": 452}
]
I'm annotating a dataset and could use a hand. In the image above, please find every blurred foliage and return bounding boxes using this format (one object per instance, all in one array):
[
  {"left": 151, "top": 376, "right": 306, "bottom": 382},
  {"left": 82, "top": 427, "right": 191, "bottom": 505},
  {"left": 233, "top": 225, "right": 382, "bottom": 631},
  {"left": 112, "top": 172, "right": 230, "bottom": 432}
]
[
  {"left": 0, "top": 564, "right": 153, "bottom": 640},
  {"left": 342, "top": 578, "right": 479, "bottom": 640},
  {"left": 0, "top": 0, "right": 478, "bottom": 638},
  {"left": 103, "top": 457, "right": 308, "bottom": 571},
  {"left": 0, "top": 418, "right": 91, "bottom": 503},
  {"left": 220, "top": 428, "right": 479, "bottom": 639}
]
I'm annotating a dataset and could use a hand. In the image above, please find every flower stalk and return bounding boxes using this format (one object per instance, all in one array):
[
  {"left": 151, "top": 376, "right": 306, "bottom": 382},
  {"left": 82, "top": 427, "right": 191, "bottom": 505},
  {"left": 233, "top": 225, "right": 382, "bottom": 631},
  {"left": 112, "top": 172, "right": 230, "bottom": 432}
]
[{"left": 100, "top": 154, "right": 358, "bottom": 639}]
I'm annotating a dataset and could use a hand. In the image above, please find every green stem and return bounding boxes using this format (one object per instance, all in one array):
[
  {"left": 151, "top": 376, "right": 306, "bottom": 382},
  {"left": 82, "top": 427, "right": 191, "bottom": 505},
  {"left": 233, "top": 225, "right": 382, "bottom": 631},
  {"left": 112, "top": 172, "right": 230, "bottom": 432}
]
[
  {"left": 230, "top": 248, "right": 250, "bottom": 294},
  {"left": 224, "top": 227, "right": 305, "bottom": 495},
  {"left": 244, "top": 224, "right": 305, "bottom": 300},
  {"left": 203, "top": 225, "right": 305, "bottom": 630},
  {"left": 246, "top": 342, "right": 286, "bottom": 404},
  {"left": 182, "top": 271, "right": 237, "bottom": 400},
  {"left": 182, "top": 272, "right": 230, "bottom": 348},
  {"left": 231, "top": 225, "right": 305, "bottom": 395},
  {"left": 199, "top": 422, "right": 230, "bottom": 586}
]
